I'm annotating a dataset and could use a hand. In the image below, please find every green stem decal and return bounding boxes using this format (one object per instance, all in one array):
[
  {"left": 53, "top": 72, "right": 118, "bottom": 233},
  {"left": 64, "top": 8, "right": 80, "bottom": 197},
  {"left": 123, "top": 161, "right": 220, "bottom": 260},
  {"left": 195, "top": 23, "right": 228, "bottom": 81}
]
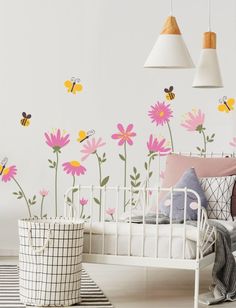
[
  {"left": 54, "top": 151, "right": 59, "bottom": 217},
  {"left": 124, "top": 142, "right": 127, "bottom": 211},
  {"left": 202, "top": 130, "right": 207, "bottom": 154},
  {"left": 13, "top": 177, "right": 32, "bottom": 218},
  {"left": 167, "top": 121, "right": 174, "bottom": 152},
  {"left": 80, "top": 205, "right": 84, "bottom": 219},
  {"left": 40, "top": 196, "right": 45, "bottom": 218},
  {"left": 95, "top": 152, "right": 102, "bottom": 221},
  {"left": 71, "top": 174, "right": 76, "bottom": 217}
]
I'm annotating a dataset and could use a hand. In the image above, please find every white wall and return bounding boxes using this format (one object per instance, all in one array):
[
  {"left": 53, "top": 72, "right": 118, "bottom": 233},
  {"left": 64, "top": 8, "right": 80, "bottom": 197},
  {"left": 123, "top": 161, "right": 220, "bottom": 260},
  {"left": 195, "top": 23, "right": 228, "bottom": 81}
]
[{"left": 0, "top": 0, "right": 236, "bottom": 254}]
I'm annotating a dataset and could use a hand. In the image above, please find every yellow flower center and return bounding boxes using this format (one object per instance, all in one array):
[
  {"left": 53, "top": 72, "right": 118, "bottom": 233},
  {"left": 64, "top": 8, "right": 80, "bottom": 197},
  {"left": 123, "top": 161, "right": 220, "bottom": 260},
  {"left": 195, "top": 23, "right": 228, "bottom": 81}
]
[
  {"left": 3, "top": 167, "right": 9, "bottom": 175},
  {"left": 70, "top": 161, "right": 80, "bottom": 167},
  {"left": 159, "top": 111, "right": 164, "bottom": 117}
]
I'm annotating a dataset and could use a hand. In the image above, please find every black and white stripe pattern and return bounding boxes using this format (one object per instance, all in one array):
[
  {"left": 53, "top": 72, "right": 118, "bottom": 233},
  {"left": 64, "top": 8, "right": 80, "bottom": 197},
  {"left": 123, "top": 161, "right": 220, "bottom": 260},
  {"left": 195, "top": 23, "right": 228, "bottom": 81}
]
[{"left": 0, "top": 265, "right": 113, "bottom": 307}]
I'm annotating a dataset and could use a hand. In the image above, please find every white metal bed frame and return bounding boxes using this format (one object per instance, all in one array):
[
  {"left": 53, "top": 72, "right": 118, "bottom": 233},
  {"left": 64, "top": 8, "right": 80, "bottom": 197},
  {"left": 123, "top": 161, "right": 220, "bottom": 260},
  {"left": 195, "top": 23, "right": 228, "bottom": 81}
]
[
  {"left": 65, "top": 185, "right": 217, "bottom": 308},
  {"left": 64, "top": 153, "right": 236, "bottom": 308}
]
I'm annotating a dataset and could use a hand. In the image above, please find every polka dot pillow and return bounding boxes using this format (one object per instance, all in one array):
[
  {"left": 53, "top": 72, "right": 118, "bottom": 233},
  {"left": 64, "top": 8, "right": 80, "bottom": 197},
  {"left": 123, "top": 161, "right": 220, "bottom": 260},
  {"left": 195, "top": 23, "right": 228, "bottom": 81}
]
[{"left": 159, "top": 168, "right": 207, "bottom": 221}]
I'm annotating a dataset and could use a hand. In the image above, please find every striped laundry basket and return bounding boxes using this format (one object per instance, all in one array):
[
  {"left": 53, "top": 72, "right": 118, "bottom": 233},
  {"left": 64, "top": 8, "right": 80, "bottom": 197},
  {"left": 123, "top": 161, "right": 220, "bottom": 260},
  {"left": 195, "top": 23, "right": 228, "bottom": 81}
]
[{"left": 18, "top": 217, "right": 84, "bottom": 306}]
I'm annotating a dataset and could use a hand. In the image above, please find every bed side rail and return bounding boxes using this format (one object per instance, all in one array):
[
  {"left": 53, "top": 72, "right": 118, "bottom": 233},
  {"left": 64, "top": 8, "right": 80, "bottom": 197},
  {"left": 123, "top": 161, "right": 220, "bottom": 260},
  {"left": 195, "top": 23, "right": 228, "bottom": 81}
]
[{"left": 64, "top": 186, "right": 216, "bottom": 260}]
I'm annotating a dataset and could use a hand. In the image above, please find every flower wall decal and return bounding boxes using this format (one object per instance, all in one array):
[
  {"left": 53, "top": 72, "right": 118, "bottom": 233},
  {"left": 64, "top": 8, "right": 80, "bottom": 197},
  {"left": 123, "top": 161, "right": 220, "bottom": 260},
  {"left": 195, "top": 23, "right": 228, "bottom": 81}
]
[
  {"left": 62, "top": 160, "right": 86, "bottom": 216},
  {"left": 80, "top": 137, "right": 108, "bottom": 221},
  {"left": 45, "top": 128, "right": 70, "bottom": 216},
  {"left": 148, "top": 101, "right": 174, "bottom": 152},
  {"left": 39, "top": 189, "right": 49, "bottom": 218},
  {"left": 181, "top": 109, "right": 215, "bottom": 155},
  {"left": 2, "top": 165, "right": 36, "bottom": 218},
  {"left": 112, "top": 123, "right": 136, "bottom": 211}
]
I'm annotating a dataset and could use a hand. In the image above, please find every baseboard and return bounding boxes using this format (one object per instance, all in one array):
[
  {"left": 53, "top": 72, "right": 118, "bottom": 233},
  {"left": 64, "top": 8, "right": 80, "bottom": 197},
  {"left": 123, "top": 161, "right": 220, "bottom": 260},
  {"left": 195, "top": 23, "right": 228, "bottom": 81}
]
[{"left": 0, "top": 249, "right": 18, "bottom": 257}]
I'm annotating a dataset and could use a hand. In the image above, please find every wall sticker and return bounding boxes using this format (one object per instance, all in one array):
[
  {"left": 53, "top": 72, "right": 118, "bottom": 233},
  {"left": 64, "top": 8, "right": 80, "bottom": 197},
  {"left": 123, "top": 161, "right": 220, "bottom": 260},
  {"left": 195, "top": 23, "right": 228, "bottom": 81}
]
[
  {"left": 148, "top": 101, "right": 174, "bottom": 152},
  {"left": 77, "top": 129, "right": 95, "bottom": 143},
  {"left": 164, "top": 86, "right": 175, "bottom": 101},
  {"left": 80, "top": 137, "right": 108, "bottom": 221},
  {"left": 112, "top": 123, "right": 136, "bottom": 211},
  {"left": 181, "top": 109, "right": 215, "bottom": 155},
  {"left": 64, "top": 77, "right": 83, "bottom": 94},
  {"left": 218, "top": 96, "right": 235, "bottom": 113},
  {"left": 20, "top": 112, "right": 32, "bottom": 127}
]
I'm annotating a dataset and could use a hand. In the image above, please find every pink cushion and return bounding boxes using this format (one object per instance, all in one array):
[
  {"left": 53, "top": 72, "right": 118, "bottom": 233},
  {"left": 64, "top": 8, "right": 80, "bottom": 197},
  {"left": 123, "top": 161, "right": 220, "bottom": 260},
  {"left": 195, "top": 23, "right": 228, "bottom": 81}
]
[{"left": 161, "top": 154, "right": 236, "bottom": 216}]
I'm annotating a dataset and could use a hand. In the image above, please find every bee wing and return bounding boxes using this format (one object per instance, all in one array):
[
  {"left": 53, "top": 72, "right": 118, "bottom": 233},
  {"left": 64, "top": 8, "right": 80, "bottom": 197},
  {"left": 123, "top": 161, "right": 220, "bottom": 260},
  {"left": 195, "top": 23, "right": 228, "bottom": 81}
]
[
  {"left": 77, "top": 130, "right": 86, "bottom": 142},
  {"left": 27, "top": 114, "right": 32, "bottom": 119},
  {"left": 164, "top": 88, "right": 169, "bottom": 93},
  {"left": 22, "top": 112, "right": 26, "bottom": 117},
  {"left": 218, "top": 104, "right": 228, "bottom": 112},
  {"left": 169, "top": 86, "right": 174, "bottom": 91},
  {"left": 227, "top": 98, "right": 235, "bottom": 109},
  {"left": 64, "top": 80, "right": 72, "bottom": 90},
  {"left": 87, "top": 129, "right": 95, "bottom": 137},
  {"left": 73, "top": 83, "right": 83, "bottom": 93}
]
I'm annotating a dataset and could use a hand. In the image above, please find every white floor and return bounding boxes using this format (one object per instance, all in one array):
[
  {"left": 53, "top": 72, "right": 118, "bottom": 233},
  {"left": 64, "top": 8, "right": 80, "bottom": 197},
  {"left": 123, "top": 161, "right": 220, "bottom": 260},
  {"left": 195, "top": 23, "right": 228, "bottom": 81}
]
[{"left": 1, "top": 257, "right": 236, "bottom": 308}]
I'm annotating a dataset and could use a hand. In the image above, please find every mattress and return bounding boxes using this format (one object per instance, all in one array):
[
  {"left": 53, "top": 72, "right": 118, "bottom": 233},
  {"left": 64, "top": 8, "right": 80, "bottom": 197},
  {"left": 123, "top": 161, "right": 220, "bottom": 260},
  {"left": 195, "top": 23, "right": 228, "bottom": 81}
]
[{"left": 83, "top": 219, "right": 236, "bottom": 260}]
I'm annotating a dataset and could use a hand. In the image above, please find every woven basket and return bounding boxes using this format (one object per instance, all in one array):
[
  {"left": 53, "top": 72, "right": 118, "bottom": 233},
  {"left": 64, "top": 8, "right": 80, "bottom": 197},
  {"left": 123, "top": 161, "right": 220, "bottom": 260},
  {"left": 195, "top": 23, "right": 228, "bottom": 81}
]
[{"left": 18, "top": 217, "right": 84, "bottom": 306}]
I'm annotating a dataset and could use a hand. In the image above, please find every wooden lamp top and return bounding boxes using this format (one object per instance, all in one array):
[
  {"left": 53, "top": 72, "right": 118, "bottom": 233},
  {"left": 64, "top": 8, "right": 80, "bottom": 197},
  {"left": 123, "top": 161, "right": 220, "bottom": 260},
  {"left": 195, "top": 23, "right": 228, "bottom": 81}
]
[
  {"left": 203, "top": 32, "right": 216, "bottom": 49},
  {"left": 160, "top": 16, "right": 181, "bottom": 35}
]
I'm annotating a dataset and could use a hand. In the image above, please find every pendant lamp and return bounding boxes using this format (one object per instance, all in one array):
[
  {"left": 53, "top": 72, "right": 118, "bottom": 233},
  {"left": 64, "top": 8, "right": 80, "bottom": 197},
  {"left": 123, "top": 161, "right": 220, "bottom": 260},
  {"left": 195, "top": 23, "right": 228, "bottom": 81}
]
[
  {"left": 192, "top": 0, "right": 223, "bottom": 88},
  {"left": 144, "top": 0, "right": 194, "bottom": 68}
]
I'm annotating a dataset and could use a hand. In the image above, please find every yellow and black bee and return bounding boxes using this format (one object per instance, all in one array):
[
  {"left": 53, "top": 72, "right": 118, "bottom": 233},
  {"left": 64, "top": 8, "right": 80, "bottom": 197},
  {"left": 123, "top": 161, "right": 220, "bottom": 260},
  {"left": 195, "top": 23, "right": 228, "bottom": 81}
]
[
  {"left": 77, "top": 129, "right": 95, "bottom": 143},
  {"left": 164, "top": 86, "right": 175, "bottom": 101},
  {"left": 20, "top": 112, "right": 32, "bottom": 127},
  {"left": 0, "top": 157, "right": 8, "bottom": 175}
]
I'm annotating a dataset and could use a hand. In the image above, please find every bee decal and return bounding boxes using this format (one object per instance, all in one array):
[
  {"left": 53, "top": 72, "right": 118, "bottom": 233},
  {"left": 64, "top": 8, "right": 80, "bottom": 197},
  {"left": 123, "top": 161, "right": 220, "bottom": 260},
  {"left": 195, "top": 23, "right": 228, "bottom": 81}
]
[
  {"left": 0, "top": 157, "right": 8, "bottom": 175},
  {"left": 64, "top": 77, "right": 83, "bottom": 94},
  {"left": 77, "top": 129, "right": 95, "bottom": 143},
  {"left": 218, "top": 96, "right": 235, "bottom": 113},
  {"left": 20, "top": 112, "right": 32, "bottom": 126},
  {"left": 164, "top": 86, "right": 175, "bottom": 101}
]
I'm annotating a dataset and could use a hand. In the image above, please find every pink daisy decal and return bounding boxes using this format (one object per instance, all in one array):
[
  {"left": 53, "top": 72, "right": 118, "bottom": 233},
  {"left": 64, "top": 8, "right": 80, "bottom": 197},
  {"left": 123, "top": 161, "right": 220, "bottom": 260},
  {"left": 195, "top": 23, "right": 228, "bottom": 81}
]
[
  {"left": 80, "top": 198, "right": 88, "bottom": 206},
  {"left": 106, "top": 208, "right": 115, "bottom": 220},
  {"left": 2, "top": 165, "right": 17, "bottom": 182},
  {"left": 44, "top": 128, "right": 70, "bottom": 153},
  {"left": 111, "top": 123, "right": 136, "bottom": 146},
  {"left": 39, "top": 189, "right": 49, "bottom": 197},
  {"left": 181, "top": 109, "right": 205, "bottom": 132},
  {"left": 229, "top": 137, "right": 236, "bottom": 148},
  {"left": 81, "top": 137, "right": 106, "bottom": 161},
  {"left": 148, "top": 102, "right": 173, "bottom": 126},
  {"left": 147, "top": 135, "right": 171, "bottom": 155},
  {"left": 62, "top": 161, "right": 86, "bottom": 176}
]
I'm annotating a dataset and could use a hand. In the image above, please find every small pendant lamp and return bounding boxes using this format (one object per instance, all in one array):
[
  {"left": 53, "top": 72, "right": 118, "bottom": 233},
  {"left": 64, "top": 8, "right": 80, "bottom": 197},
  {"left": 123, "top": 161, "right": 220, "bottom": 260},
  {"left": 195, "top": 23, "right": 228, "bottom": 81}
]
[
  {"left": 144, "top": 0, "right": 194, "bottom": 68},
  {"left": 192, "top": 0, "right": 223, "bottom": 88}
]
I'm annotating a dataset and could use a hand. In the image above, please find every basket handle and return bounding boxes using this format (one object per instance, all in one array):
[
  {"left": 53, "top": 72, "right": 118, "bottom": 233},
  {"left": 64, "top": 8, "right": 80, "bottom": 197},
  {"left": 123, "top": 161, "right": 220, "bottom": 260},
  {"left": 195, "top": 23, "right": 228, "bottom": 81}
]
[{"left": 28, "top": 228, "right": 51, "bottom": 254}]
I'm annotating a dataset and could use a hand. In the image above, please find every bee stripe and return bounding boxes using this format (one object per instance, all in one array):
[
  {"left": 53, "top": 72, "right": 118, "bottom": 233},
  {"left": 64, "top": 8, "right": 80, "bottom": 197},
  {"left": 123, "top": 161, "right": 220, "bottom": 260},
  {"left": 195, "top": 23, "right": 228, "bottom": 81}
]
[{"left": 71, "top": 82, "right": 76, "bottom": 92}]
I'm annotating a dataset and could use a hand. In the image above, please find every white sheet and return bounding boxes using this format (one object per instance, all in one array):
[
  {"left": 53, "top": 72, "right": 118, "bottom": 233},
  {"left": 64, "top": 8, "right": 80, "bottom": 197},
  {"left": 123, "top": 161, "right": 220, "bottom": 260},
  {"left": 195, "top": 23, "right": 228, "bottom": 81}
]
[
  {"left": 83, "top": 219, "right": 236, "bottom": 259},
  {"left": 83, "top": 222, "right": 200, "bottom": 259}
]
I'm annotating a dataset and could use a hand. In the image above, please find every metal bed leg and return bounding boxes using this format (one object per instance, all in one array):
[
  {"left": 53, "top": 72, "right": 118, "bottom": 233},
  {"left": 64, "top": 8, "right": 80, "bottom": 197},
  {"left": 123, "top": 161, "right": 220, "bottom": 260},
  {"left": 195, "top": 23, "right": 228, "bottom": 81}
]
[{"left": 194, "top": 266, "right": 200, "bottom": 308}]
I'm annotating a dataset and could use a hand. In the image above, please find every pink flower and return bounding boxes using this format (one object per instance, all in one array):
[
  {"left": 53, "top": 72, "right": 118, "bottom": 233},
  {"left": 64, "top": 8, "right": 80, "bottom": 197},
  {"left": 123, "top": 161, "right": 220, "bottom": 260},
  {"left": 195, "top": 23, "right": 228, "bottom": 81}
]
[
  {"left": 62, "top": 161, "right": 86, "bottom": 176},
  {"left": 80, "top": 198, "right": 88, "bottom": 206},
  {"left": 229, "top": 137, "right": 236, "bottom": 147},
  {"left": 39, "top": 189, "right": 49, "bottom": 197},
  {"left": 81, "top": 137, "right": 106, "bottom": 161},
  {"left": 181, "top": 110, "right": 205, "bottom": 132},
  {"left": 106, "top": 208, "right": 115, "bottom": 220},
  {"left": 160, "top": 171, "right": 165, "bottom": 180},
  {"left": 2, "top": 165, "right": 17, "bottom": 182},
  {"left": 147, "top": 135, "right": 171, "bottom": 155},
  {"left": 44, "top": 129, "right": 70, "bottom": 153},
  {"left": 148, "top": 102, "right": 173, "bottom": 126},
  {"left": 111, "top": 123, "right": 136, "bottom": 146}
]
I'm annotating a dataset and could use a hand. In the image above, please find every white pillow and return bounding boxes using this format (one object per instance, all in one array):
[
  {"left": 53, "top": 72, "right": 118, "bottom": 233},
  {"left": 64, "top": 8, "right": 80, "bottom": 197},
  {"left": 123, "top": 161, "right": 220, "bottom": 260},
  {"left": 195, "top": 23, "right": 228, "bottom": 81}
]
[{"left": 200, "top": 175, "right": 236, "bottom": 221}]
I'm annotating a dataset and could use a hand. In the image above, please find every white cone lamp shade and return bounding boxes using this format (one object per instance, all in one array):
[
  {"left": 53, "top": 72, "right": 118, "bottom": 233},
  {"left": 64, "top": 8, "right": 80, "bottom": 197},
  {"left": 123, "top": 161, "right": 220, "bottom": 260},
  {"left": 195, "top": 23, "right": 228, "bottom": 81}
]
[
  {"left": 192, "top": 32, "right": 223, "bottom": 88},
  {"left": 144, "top": 16, "right": 194, "bottom": 68}
]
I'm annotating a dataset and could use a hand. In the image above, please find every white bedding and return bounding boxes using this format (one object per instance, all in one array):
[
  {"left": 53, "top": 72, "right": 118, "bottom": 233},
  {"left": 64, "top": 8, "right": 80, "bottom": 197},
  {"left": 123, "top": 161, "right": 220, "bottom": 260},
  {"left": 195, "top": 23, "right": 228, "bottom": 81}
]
[{"left": 83, "top": 219, "right": 236, "bottom": 259}]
